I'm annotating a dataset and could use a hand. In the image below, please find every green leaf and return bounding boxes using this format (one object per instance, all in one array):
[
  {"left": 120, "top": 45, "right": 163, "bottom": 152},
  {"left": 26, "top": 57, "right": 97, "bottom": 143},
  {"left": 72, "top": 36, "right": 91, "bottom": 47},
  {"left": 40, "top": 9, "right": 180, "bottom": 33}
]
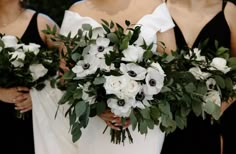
[
  {"left": 119, "top": 34, "right": 131, "bottom": 50},
  {"left": 158, "top": 101, "right": 171, "bottom": 116},
  {"left": 63, "top": 71, "right": 75, "bottom": 80},
  {"left": 228, "top": 57, "right": 236, "bottom": 67},
  {"left": 161, "top": 114, "right": 176, "bottom": 129},
  {"left": 139, "top": 120, "right": 148, "bottom": 134},
  {"left": 96, "top": 102, "right": 106, "bottom": 115},
  {"left": 82, "top": 24, "right": 92, "bottom": 31},
  {"left": 140, "top": 108, "right": 151, "bottom": 119},
  {"left": 146, "top": 120, "right": 155, "bottom": 129},
  {"left": 216, "top": 46, "right": 229, "bottom": 56},
  {"left": 0, "top": 39, "right": 4, "bottom": 47},
  {"left": 130, "top": 110, "right": 137, "bottom": 131},
  {"left": 143, "top": 50, "right": 153, "bottom": 60},
  {"left": 192, "top": 98, "right": 202, "bottom": 116},
  {"left": 93, "top": 77, "right": 106, "bottom": 85},
  {"left": 73, "top": 89, "right": 83, "bottom": 100},
  {"left": 184, "top": 83, "right": 196, "bottom": 93},
  {"left": 225, "top": 77, "right": 233, "bottom": 91},
  {"left": 71, "top": 52, "right": 81, "bottom": 62},
  {"left": 71, "top": 123, "right": 82, "bottom": 142},
  {"left": 175, "top": 115, "right": 186, "bottom": 129},
  {"left": 107, "top": 33, "right": 119, "bottom": 44},
  {"left": 203, "top": 101, "right": 216, "bottom": 115},
  {"left": 211, "top": 105, "right": 221, "bottom": 120},
  {"left": 101, "top": 19, "right": 109, "bottom": 26},
  {"left": 214, "top": 75, "right": 225, "bottom": 89},
  {"left": 150, "top": 107, "right": 161, "bottom": 121},
  {"left": 75, "top": 101, "right": 88, "bottom": 118},
  {"left": 58, "top": 91, "right": 73, "bottom": 104},
  {"left": 125, "top": 20, "right": 131, "bottom": 27}
]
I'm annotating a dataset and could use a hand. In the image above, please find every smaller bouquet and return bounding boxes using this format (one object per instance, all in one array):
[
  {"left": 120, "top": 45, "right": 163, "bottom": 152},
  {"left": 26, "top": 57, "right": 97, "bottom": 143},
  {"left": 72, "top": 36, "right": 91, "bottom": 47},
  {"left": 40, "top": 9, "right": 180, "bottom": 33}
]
[
  {"left": 178, "top": 41, "right": 236, "bottom": 120},
  {"left": 0, "top": 34, "right": 59, "bottom": 119}
]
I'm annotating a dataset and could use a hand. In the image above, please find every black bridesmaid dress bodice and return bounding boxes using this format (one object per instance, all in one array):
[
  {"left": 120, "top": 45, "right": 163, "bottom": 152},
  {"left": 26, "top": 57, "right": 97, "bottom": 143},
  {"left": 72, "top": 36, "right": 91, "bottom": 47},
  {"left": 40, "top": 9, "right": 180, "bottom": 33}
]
[{"left": 0, "top": 12, "right": 47, "bottom": 154}]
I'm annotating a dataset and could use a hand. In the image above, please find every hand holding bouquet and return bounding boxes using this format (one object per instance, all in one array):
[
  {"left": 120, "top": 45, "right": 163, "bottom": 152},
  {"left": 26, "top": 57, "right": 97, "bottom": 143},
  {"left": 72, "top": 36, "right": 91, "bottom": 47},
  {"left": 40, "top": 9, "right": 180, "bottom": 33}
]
[{"left": 0, "top": 34, "right": 59, "bottom": 118}]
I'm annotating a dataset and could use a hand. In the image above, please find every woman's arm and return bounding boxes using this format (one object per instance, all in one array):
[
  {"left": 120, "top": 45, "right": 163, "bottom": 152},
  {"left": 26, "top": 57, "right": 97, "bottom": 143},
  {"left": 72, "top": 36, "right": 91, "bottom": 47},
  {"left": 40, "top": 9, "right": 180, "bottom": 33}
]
[{"left": 225, "top": 2, "right": 236, "bottom": 56}]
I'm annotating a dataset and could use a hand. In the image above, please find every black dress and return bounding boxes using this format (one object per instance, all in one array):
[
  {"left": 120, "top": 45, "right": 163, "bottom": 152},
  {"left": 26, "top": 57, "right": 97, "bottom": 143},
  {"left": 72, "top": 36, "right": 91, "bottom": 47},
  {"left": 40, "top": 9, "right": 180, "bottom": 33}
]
[
  {"left": 0, "top": 12, "right": 46, "bottom": 154},
  {"left": 161, "top": 1, "right": 231, "bottom": 154}
]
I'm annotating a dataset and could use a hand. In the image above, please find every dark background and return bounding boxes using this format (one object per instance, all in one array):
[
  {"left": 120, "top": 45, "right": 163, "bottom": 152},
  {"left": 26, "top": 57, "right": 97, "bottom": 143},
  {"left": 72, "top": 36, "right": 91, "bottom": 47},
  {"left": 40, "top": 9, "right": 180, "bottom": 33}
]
[{"left": 27, "top": 0, "right": 236, "bottom": 26}]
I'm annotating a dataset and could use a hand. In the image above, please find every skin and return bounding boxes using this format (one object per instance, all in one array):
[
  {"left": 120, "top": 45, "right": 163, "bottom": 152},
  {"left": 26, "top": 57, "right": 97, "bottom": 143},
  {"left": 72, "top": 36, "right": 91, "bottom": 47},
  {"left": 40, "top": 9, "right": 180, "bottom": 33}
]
[
  {"left": 167, "top": 1, "right": 236, "bottom": 153},
  {"left": 0, "top": 0, "right": 58, "bottom": 113},
  {"left": 68, "top": 0, "right": 176, "bottom": 129}
]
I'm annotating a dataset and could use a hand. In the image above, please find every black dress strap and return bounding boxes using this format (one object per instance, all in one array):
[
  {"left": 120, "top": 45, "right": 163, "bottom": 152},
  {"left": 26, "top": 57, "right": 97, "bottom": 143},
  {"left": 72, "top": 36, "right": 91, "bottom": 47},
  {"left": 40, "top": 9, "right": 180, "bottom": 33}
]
[
  {"left": 222, "top": 0, "right": 227, "bottom": 10},
  {"left": 21, "top": 12, "right": 47, "bottom": 49}
]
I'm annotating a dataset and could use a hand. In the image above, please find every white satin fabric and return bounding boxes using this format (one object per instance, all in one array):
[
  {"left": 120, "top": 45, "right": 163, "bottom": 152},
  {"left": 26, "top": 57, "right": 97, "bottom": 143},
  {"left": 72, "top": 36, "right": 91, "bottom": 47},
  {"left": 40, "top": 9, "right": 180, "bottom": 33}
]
[{"left": 32, "top": 3, "right": 174, "bottom": 154}]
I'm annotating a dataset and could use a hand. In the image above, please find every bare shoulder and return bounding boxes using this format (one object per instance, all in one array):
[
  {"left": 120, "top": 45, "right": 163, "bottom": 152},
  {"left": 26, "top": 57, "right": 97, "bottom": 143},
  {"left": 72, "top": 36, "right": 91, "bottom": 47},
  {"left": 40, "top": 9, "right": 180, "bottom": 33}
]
[
  {"left": 224, "top": 1, "right": 236, "bottom": 26},
  {"left": 37, "top": 13, "right": 58, "bottom": 29},
  {"left": 69, "top": 1, "right": 87, "bottom": 12}
]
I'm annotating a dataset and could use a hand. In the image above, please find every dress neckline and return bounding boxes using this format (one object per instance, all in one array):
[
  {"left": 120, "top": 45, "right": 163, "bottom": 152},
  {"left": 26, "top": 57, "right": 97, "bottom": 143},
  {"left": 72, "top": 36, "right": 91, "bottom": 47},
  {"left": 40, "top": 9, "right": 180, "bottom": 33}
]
[
  {"left": 65, "top": 3, "right": 167, "bottom": 27},
  {"left": 173, "top": 11, "right": 223, "bottom": 49}
]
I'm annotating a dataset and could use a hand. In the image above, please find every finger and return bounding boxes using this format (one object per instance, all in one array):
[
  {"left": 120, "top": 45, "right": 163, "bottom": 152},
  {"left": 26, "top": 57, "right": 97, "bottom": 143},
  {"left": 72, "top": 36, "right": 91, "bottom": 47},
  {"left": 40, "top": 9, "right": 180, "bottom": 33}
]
[
  {"left": 15, "top": 99, "right": 32, "bottom": 108},
  {"left": 15, "top": 103, "right": 32, "bottom": 111},
  {"left": 16, "top": 86, "right": 30, "bottom": 93},
  {"left": 106, "top": 121, "right": 120, "bottom": 130},
  {"left": 20, "top": 106, "right": 32, "bottom": 113},
  {"left": 13, "top": 94, "right": 29, "bottom": 103},
  {"left": 114, "top": 118, "right": 131, "bottom": 128}
]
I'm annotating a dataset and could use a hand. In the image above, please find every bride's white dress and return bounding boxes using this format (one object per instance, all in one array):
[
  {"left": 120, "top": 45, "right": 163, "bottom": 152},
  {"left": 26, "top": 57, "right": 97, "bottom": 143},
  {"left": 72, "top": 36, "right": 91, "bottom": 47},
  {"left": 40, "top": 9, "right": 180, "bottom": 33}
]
[{"left": 32, "top": 3, "right": 174, "bottom": 154}]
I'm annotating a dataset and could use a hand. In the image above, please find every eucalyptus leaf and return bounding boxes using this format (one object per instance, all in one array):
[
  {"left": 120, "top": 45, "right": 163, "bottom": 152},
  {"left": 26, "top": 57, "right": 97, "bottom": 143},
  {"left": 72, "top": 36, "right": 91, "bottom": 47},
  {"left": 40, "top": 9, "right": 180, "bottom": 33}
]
[
  {"left": 139, "top": 120, "right": 148, "bottom": 134},
  {"left": 63, "top": 71, "right": 76, "bottom": 80},
  {"left": 75, "top": 101, "right": 88, "bottom": 118},
  {"left": 130, "top": 110, "right": 137, "bottom": 131},
  {"left": 93, "top": 77, "right": 106, "bottom": 85},
  {"left": 82, "top": 24, "right": 92, "bottom": 31},
  {"left": 214, "top": 75, "right": 225, "bottom": 89}
]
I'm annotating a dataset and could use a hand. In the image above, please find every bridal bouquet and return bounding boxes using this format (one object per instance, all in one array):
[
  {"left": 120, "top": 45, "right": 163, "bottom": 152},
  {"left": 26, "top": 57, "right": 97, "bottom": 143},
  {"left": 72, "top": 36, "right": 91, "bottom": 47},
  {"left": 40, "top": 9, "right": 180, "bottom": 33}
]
[
  {"left": 45, "top": 21, "right": 229, "bottom": 144},
  {"left": 177, "top": 41, "right": 236, "bottom": 120},
  {"left": 0, "top": 34, "right": 59, "bottom": 119}
]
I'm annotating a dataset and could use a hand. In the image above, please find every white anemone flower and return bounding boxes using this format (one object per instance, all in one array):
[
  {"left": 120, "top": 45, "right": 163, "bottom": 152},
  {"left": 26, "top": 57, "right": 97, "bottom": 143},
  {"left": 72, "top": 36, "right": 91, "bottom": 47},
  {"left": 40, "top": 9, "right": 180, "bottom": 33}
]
[
  {"left": 1, "top": 35, "right": 19, "bottom": 49},
  {"left": 91, "top": 27, "right": 106, "bottom": 39},
  {"left": 151, "top": 62, "right": 165, "bottom": 76},
  {"left": 23, "top": 43, "right": 41, "bottom": 55},
  {"left": 203, "top": 90, "right": 221, "bottom": 107},
  {"left": 132, "top": 88, "right": 153, "bottom": 109},
  {"left": 189, "top": 67, "right": 211, "bottom": 80},
  {"left": 107, "top": 98, "right": 133, "bottom": 117},
  {"left": 206, "top": 78, "right": 217, "bottom": 90},
  {"left": 143, "top": 67, "right": 165, "bottom": 95},
  {"left": 120, "top": 63, "right": 147, "bottom": 80},
  {"left": 98, "top": 58, "right": 115, "bottom": 72},
  {"left": 122, "top": 45, "right": 145, "bottom": 62},
  {"left": 87, "top": 37, "right": 113, "bottom": 58},
  {"left": 184, "top": 48, "right": 206, "bottom": 62},
  {"left": 10, "top": 49, "right": 26, "bottom": 67},
  {"left": 72, "top": 55, "right": 99, "bottom": 79},
  {"left": 233, "top": 84, "right": 236, "bottom": 91},
  {"left": 29, "top": 64, "right": 48, "bottom": 81},
  {"left": 210, "top": 57, "right": 231, "bottom": 74}
]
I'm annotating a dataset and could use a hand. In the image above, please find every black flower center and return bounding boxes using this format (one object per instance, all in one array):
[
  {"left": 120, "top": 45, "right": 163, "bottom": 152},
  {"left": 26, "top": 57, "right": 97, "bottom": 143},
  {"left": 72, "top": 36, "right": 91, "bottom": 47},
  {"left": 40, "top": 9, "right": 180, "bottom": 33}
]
[
  {"left": 97, "top": 46, "right": 105, "bottom": 52},
  {"left": 117, "top": 100, "right": 125, "bottom": 106},
  {"left": 135, "top": 92, "right": 145, "bottom": 101},
  {"left": 128, "top": 70, "right": 137, "bottom": 77},
  {"left": 83, "top": 63, "right": 90, "bottom": 70},
  {"left": 149, "top": 79, "right": 156, "bottom": 86}
]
